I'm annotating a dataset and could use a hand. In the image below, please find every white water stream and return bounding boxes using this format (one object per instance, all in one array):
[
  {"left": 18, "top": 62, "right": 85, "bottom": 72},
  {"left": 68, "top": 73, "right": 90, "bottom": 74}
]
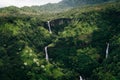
[
  {"left": 45, "top": 46, "right": 49, "bottom": 62},
  {"left": 47, "top": 21, "right": 52, "bottom": 33},
  {"left": 80, "top": 76, "right": 83, "bottom": 80},
  {"left": 106, "top": 43, "right": 109, "bottom": 59}
]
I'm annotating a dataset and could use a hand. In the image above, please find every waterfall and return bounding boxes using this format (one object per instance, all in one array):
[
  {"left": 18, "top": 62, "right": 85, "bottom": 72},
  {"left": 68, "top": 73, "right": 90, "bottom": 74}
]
[
  {"left": 79, "top": 76, "right": 83, "bottom": 80},
  {"left": 45, "top": 46, "right": 49, "bottom": 62},
  {"left": 47, "top": 21, "right": 52, "bottom": 33},
  {"left": 106, "top": 43, "right": 109, "bottom": 59}
]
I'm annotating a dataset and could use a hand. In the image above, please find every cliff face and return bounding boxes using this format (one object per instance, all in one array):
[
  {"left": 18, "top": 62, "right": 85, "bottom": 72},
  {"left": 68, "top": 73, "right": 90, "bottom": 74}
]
[{"left": 44, "top": 18, "right": 72, "bottom": 34}]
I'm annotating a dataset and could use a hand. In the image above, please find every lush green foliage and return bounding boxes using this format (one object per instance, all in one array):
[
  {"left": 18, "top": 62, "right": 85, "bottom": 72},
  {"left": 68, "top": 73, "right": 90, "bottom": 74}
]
[{"left": 0, "top": 1, "right": 120, "bottom": 80}]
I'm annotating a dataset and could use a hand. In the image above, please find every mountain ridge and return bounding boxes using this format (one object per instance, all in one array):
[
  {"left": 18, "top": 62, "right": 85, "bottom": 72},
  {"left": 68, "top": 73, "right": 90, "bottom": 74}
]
[{"left": 0, "top": 0, "right": 117, "bottom": 13}]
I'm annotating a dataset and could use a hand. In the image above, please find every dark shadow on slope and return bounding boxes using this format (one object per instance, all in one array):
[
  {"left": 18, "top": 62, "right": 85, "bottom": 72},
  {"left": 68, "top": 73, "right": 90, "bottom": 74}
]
[
  {"left": 0, "top": 29, "right": 28, "bottom": 80},
  {"left": 43, "top": 18, "right": 72, "bottom": 34}
]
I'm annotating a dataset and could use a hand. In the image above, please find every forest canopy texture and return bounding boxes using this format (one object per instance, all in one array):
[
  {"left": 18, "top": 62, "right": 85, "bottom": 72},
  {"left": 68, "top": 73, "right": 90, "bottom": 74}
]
[{"left": 0, "top": 0, "right": 120, "bottom": 80}]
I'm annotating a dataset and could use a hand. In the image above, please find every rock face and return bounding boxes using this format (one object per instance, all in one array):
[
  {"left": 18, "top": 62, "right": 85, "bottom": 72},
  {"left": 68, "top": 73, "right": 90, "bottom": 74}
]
[
  {"left": 44, "top": 18, "right": 72, "bottom": 34},
  {"left": 50, "top": 18, "right": 72, "bottom": 26}
]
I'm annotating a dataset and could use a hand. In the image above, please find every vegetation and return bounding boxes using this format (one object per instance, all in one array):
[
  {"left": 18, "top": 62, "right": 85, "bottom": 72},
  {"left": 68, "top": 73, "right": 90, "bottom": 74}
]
[{"left": 0, "top": 0, "right": 120, "bottom": 80}]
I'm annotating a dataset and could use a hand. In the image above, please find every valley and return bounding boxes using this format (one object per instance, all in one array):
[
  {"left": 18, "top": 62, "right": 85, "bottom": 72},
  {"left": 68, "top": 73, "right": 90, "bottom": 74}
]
[{"left": 0, "top": 0, "right": 120, "bottom": 80}]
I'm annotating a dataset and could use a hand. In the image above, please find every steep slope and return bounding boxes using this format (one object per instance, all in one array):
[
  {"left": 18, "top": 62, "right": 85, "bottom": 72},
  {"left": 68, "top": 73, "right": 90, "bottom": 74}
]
[
  {"left": 22, "top": 0, "right": 116, "bottom": 13},
  {"left": 0, "top": 1, "right": 120, "bottom": 80},
  {"left": 48, "top": 1, "right": 120, "bottom": 79},
  {"left": 0, "top": 0, "right": 117, "bottom": 14},
  {"left": 61, "top": 0, "right": 114, "bottom": 6}
]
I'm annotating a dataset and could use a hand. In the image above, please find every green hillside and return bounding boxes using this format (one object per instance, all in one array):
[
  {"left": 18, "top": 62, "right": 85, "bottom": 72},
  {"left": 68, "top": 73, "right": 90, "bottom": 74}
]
[
  {"left": 28, "top": 0, "right": 116, "bottom": 13},
  {"left": 0, "top": 1, "right": 120, "bottom": 80},
  {"left": 0, "top": 0, "right": 116, "bottom": 13}
]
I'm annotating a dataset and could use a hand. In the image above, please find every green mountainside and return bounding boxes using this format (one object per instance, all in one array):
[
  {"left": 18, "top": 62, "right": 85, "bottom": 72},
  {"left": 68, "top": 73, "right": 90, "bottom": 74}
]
[
  {"left": 0, "top": 0, "right": 120, "bottom": 80},
  {"left": 28, "top": 0, "right": 116, "bottom": 12},
  {"left": 0, "top": 0, "right": 116, "bottom": 13}
]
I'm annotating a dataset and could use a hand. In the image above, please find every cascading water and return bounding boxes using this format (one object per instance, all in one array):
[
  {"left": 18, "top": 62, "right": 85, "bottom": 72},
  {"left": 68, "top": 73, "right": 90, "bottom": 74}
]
[
  {"left": 45, "top": 46, "right": 49, "bottom": 62},
  {"left": 47, "top": 21, "right": 52, "bottom": 33},
  {"left": 44, "top": 21, "right": 52, "bottom": 62},
  {"left": 79, "top": 76, "right": 83, "bottom": 80},
  {"left": 106, "top": 43, "right": 109, "bottom": 59}
]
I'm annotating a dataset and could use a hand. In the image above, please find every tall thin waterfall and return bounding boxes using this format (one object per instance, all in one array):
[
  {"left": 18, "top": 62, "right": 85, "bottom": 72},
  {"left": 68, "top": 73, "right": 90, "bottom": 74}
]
[
  {"left": 47, "top": 21, "right": 52, "bottom": 33},
  {"left": 79, "top": 76, "right": 83, "bottom": 80},
  {"left": 45, "top": 46, "right": 49, "bottom": 62},
  {"left": 106, "top": 43, "right": 109, "bottom": 59}
]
